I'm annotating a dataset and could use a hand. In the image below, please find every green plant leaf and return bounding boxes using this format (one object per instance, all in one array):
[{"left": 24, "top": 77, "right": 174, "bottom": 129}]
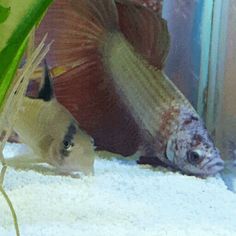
[
  {"left": 0, "top": 0, "right": 53, "bottom": 111},
  {"left": 0, "top": 5, "right": 10, "bottom": 23},
  {"left": 0, "top": 1, "right": 53, "bottom": 235}
]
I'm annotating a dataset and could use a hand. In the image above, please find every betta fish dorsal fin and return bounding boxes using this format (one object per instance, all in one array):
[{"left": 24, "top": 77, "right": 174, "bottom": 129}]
[
  {"left": 37, "top": 60, "right": 54, "bottom": 101},
  {"left": 116, "top": 0, "right": 170, "bottom": 69}
]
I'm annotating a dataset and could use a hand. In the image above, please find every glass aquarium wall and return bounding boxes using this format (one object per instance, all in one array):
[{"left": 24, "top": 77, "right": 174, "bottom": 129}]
[
  {"left": 163, "top": 0, "right": 235, "bottom": 162},
  {"left": 215, "top": 0, "right": 236, "bottom": 161},
  {"left": 162, "top": 0, "right": 204, "bottom": 107}
]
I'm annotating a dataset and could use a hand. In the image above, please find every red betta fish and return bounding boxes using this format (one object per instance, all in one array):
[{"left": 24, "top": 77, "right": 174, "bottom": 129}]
[{"left": 36, "top": 0, "right": 224, "bottom": 176}]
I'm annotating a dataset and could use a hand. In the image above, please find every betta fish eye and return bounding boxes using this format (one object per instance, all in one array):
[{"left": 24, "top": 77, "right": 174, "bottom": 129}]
[
  {"left": 63, "top": 140, "right": 74, "bottom": 151},
  {"left": 187, "top": 150, "right": 203, "bottom": 165}
]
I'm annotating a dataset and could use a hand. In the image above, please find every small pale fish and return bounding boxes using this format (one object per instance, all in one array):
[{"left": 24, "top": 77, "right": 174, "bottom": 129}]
[
  {"left": 37, "top": 0, "right": 224, "bottom": 176},
  {"left": 10, "top": 61, "right": 95, "bottom": 175}
]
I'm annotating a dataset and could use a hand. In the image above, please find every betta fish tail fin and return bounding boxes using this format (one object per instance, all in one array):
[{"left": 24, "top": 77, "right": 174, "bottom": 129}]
[
  {"left": 70, "top": 0, "right": 170, "bottom": 69},
  {"left": 69, "top": 0, "right": 120, "bottom": 54},
  {"left": 116, "top": 0, "right": 170, "bottom": 69},
  {"left": 35, "top": 0, "right": 171, "bottom": 156},
  {"left": 36, "top": 0, "right": 169, "bottom": 70},
  {"left": 70, "top": 0, "right": 118, "bottom": 33},
  {"left": 36, "top": 0, "right": 119, "bottom": 68}
]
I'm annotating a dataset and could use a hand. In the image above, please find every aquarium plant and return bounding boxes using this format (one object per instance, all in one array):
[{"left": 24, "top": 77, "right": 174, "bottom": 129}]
[{"left": 0, "top": 1, "right": 53, "bottom": 235}]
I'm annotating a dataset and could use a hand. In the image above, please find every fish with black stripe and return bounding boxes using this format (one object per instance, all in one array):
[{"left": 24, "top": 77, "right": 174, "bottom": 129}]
[{"left": 10, "top": 61, "right": 95, "bottom": 175}]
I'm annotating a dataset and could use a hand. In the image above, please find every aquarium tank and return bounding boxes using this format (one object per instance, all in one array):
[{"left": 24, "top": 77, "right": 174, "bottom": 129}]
[{"left": 0, "top": 0, "right": 236, "bottom": 236}]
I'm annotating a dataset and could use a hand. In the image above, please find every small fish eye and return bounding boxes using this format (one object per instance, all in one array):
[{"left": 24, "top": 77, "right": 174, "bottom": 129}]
[
  {"left": 63, "top": 140, "right": 73, "bottom": 151},
  {"left": 187, "top": 150, "right": 203, "bottom": 165}
]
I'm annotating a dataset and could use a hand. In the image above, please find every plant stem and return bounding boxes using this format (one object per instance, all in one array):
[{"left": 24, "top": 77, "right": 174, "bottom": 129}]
[
  {"left": 0, "top": 164, "right": 7, "bottom": 186},
  {"left": 0, "top": 184, "right": 20, "bottom": 236}
]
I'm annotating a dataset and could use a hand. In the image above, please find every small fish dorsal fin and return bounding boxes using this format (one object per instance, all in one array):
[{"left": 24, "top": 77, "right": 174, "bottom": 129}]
[
  {"left": 38, "top": 60, "right": 54, "bottom": 101},
  {"left": 116, "top": 0, "right": 170, "bottom": 69}
]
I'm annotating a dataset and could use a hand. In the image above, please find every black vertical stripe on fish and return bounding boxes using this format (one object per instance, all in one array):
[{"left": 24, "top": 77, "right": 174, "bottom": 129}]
[
  {"left": 64, "top": 121, "right": 77, "bottom": 144},
  {"left": 60, "top": 121, "right": 77, "bottom": 158}
]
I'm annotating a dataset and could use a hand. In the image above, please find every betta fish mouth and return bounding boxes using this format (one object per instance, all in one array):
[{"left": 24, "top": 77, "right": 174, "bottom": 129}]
[
  {"left": 176, "top": 157, "right": 225, "bottom": 177},
  {"left": 204, "top": 158, "right": 224, "bottom": 175}
]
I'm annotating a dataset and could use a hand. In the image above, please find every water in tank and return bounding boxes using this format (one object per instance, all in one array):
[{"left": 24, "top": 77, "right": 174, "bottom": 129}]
[{"left": 0, "top": 1, "right": 236, "bottom": 235}]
